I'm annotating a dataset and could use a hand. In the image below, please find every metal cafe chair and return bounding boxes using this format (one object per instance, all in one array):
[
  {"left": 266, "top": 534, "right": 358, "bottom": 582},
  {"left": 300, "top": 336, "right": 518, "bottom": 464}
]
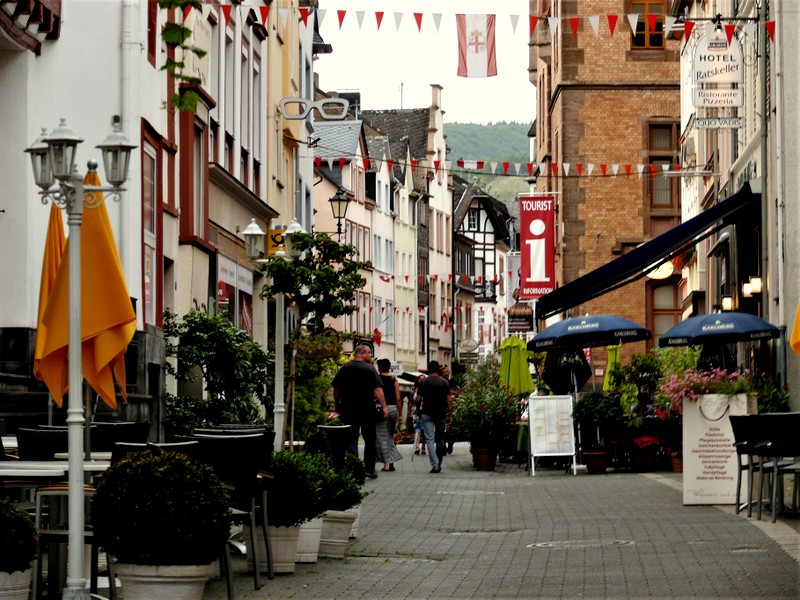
[
  {"left": 754, "top": 412, "right": 800, "bottom": 522},
  {"left": 729, "top": 415, "right": 769, "bottom": 516},
  {"left": 16, "top": 427, "right": 69, "bottom": 461}
]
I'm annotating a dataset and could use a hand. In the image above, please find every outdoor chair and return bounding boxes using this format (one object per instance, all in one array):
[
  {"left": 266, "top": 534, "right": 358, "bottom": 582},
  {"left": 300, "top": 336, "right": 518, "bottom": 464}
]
[
  {"left": 91, "top": 421, "right": 151, "bottom": 452},
  {"left": 16, "top": 427, "right": 69, "bottom": 460},
  {"left": 754, "top": 412, "right": 800, "bottom": 522},
  {"left": 186, "top": 433, "right": 274, "bottom": 593},
  {"left": 31, "top": 484, "right": 115, "bottom": 600},
  {"left": 110, "top": 441, "right": 200, "bottom": 465},
  {"left": 729, "top": 415, "right": 769, "bottom": 516}
]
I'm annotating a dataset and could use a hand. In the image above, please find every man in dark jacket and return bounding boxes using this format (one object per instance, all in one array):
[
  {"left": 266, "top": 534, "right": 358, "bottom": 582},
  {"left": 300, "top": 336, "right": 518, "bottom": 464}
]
[
  {"left": 332, "top": 344, "right": 387, "bottom": 478},
  {"left": 417, "top": 360, "right": 452, "bottom": 473}
]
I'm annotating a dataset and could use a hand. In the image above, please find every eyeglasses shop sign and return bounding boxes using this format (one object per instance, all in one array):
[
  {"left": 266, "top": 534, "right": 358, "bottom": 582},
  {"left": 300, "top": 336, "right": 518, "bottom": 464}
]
[{"left": 691, "top": 31, "right": 744, "bottom": 108}]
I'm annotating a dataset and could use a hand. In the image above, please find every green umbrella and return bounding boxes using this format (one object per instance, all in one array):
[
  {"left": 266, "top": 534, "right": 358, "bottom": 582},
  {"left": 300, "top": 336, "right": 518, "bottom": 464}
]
[
  {"left": 498, "top": 336, "right": 535, "bottom": 395},
  {"left": 603, "top": 344, "right": 621, "bottom": 391}
]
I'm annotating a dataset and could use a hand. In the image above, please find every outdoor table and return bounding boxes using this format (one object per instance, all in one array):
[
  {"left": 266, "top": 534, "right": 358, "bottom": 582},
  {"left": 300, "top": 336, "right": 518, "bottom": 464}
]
[
  {"left": 0, "top": 460, "right": 110, "bottom": 473},
  {"left": 54, "top": 451, "right": 113, "bottom": 461}
]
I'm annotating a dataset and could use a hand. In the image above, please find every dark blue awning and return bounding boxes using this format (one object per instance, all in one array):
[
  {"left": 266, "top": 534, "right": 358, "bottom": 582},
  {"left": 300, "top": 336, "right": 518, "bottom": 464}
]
[{"left": 535, "top": 182, "right": 759, "bottom": 321}]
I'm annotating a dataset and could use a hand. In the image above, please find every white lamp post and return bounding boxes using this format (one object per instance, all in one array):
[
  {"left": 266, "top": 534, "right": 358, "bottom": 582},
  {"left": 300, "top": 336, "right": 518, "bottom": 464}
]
[{"left": 25, "top": 116, "right": 134, "bottom": 600}]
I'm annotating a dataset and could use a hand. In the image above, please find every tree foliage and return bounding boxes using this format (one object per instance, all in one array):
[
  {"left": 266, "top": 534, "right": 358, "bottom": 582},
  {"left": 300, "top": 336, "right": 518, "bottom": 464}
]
[
  {"left": 159, "top": 0, "right": 206, "bottom": 112},
  {"left": 163, "top": 309, "right": 273, "bottom": 433},
  {"left": 445, "top": 121, "right": 530, "bottom": 167},
  {"left": 258, "top": 232, "right": 370, "bottom": 322}
]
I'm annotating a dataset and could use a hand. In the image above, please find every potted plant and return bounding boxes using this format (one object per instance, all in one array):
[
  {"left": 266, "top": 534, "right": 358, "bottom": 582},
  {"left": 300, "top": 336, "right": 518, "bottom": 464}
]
[
  {"left": 91, "top": 449, "right": 231, "bottom": 600},
  {"left": 247, "top": 450, "right": 330, "bottom": 573},
  {"left": 451, "top": 359, "right": 522, "bottom": 471},
  {"left": 0, "top": 499, "right": 38, "bottom": 599},
  {"left": 317, "top": 455, "right": 367, "bottom": 558},
  {"left": 572, "top": 390, "right": 624, "bottom": 474},
  {"left": 657, "top": 367, "right": 757, "bottom": 415}
]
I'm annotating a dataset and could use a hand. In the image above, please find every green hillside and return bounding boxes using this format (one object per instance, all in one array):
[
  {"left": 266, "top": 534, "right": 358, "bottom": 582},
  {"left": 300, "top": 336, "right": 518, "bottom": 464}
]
[{"left": 445, "top": 121, "right": 530, "bottom": 167}]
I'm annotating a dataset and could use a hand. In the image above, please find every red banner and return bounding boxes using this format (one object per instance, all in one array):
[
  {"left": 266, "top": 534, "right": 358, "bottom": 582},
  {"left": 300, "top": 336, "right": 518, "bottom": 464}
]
[{"left": 519, "top": 195, "right": 555, "bottom": 300}]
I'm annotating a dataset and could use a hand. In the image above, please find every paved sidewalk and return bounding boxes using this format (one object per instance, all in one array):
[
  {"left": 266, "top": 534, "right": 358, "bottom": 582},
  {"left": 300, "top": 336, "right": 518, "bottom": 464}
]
[{"left": 204, "top": 442, "right": 800, "bottom": 600}]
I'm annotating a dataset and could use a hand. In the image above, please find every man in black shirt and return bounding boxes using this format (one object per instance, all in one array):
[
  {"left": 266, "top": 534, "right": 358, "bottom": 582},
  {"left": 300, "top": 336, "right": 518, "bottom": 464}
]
[
  {"left": 417, "top": 360, "right": 452, "bottom": 473},
  {"left": 332, "top": 344, "right": 387, "bottom": 478}
]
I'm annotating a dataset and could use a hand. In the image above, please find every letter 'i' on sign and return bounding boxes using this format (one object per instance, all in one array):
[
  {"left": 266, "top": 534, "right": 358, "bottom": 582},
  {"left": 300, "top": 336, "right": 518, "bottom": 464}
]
[{"left": 519, "top": 195, "right": 556, "bottom": 300}]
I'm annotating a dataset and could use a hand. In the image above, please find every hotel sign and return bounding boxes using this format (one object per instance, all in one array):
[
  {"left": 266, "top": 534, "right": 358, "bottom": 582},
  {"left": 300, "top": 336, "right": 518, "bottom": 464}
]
[{"left": 691, "top": 29, "right": 744, "bottom": 109}]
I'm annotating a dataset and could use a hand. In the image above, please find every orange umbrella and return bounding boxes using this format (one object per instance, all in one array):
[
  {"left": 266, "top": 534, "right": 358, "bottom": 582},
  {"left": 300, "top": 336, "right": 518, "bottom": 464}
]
[
  {"left": 33, "top": 203, "right": 66, "bottom": 384},
  {"left": 39, "top": 171, "right": 137, "bottom": 408},
  {"left": 791, "top": 298, "right": 800, "bottom": 357}
]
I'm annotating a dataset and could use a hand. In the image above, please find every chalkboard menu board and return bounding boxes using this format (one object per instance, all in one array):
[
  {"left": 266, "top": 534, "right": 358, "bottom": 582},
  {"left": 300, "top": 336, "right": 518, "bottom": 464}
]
[{"left": 527, "top": 395, "right": 576, "bottom": 475}]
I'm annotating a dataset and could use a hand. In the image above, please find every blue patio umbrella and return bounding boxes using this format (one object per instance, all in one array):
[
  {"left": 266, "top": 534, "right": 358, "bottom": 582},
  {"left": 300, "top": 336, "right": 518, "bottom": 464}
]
[
  {"left": 527, "top": 315, "right": 651, "bottom": 351},
  {"left": 658, "top": 312, "right": 780, "bottom": 347}
]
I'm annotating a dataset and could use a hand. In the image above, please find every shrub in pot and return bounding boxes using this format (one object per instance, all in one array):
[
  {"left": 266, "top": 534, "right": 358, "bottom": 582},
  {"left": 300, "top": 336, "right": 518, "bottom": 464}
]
[
  {"left": 0, "top": 499, "right": 38, "bottom": 599},
  {"left": 91, "top": 449, "right": 230, "bottom": 599}
]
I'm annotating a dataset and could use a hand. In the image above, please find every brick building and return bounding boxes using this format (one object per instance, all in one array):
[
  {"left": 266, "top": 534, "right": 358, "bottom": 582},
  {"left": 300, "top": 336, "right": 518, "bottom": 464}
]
[{"left": 530, "top": 0, "right": 682, "bottom": 369}]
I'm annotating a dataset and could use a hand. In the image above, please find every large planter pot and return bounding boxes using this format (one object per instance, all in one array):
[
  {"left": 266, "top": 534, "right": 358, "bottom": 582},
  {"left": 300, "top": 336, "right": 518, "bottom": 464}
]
[
  {"left": 245, "top": 524, "right": 300, "bottom": 574},
  {"left": 349, "top": 504, "right": 361, "bottom": 539},
  {"left": 296, "top": 518, "right": 323, "bottom": 563},
  {"left": 0, "top": 569, "right": 32, "bottom": 600},
  {"left": 318, "top": 509, "right": 357, "bottom": 558},
  {"left": 630, "top": 449, "right": 658, "bottom": 472},
  {"left": 114, "top": 563, "right": 214, "bottom": 600},
  {"left": 317, "top": 425, "right": 351, "bottom": 469},
  {"left": 670, "top": 453, "right": 683, "bottom": 473},
  {"left": 582, "top": 451, "right": 609, "bottom": 475},
  {"left": 470, "top": 445, "right": 498, "bottom": 471}
]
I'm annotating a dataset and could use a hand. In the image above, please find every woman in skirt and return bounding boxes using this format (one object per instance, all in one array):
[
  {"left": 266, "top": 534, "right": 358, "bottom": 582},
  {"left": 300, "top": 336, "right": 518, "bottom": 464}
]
[{"left": 375, "top": 359, "right": 403, "bottom": 471}]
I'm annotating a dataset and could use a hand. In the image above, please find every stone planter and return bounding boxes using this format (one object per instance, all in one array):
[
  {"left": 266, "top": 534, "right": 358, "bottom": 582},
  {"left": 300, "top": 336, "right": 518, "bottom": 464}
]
[
  {"left": 296, "top": 518, "right": 323, "bottom": 563},
  {"left": 349, "top": 504, "right": 361, "bottom": 539},
  {"left": 0, "top": 569, "right": 32, "bottom": 600},
  {"left": 470, "top": 445, "right": 498, "bottom": 471},
  {"left": 246, "top": 524, "right": 300, "bottom": 574},
  {"left": 114, "top": 563, "right": 213, "bottom": 600},
  {"left": 318, "top": 509, "right": 357, "bottom": 558}
]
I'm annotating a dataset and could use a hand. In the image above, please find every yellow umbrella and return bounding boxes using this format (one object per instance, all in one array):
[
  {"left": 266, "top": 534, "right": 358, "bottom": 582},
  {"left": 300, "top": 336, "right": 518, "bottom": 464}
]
[
  {"left": 791, "top": 298, "right": 800, "bottom": 357},
  {"left": 38, "top": 171, "right": 137, "bottom": 408},
  {"left": 498, "top": 335, "right": 535, "bottom": 395},
  {"left": 33, "top": 203, "right": 67, "bottom": 384},
  {"left": 603, "top": 344, "right": 621, "bottom": 391}
]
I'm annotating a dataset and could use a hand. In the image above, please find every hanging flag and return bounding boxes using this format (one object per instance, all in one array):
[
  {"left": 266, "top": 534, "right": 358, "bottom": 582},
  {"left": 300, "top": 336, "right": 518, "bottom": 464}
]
[
  {"left": 608, "top": 14, "right": 619, "bottom": 36},
  {"left": 765, "top": 21, "right": 775, "bottom": 43},
  {"left": 34, "top": 204, "right": 66, "bottom": 383},
  {"left": 588, "top": 15, "right": 600, "bottom": 37},
  {"left": 413, "top": 13, "right": 423, "bottom": 32},
  {"left": 355, "top": 11, "right": 365, "bottom": 30},
  {"left": 375, "top": 11, "right": 384, "bottom": 30},
  {"left": 432, "top": 13, "right": 442, "bottom": 33},
  {"left": 456, "top": 14, "right": 497, "bottom": 78},
  {"left": 684, "top": 20, "right": 695, "bottom": 39},
  {"left": 568, "top": 17, "right": 580, "bottom": 39},
  {"left": 529, "top": 15, "right": 539, "bottom": 38},
  {"left": 337, "top": 10, "right": 346, "bottom": 29},
  {"left": 298, "top": 7, "right": 310, "bottom": 27},
  {"left": 790, "top": 298, "right": 800, "bottom": 357}
]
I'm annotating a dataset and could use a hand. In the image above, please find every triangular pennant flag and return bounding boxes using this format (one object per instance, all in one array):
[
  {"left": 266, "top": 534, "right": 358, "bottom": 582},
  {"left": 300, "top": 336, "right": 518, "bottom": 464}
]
[
  {"left": 550, "top": 163, "right": 559, "bottom": 176},
  {"left": 587, "top": 163, "right": 595, "bottom": 176},
  {"left": 462, "top": 275, "right": 468, "bottom": 283},
  {"left": 665, "top": 15, "right": 677, "bottom": 33},
  {"left": 600, "top": 163, "right": 607, "bottom": 176},
  {"left": 405, "top": 306, "right": 410, "bottom": 313},
  {"left": 326, "top": 158, "right": 334, "bottom": 170},
  {"left": 548, "top": 16, "right": 559, "bottom": 38},
  {"left": 393, "top": 307, "right": 397, "bottom": 313},
  {"left": 514, "top": 162, "right": 522, "bottom": 176},
  {"left": 363, "top": 157, "right": 370, "bottom": 171},
  {"left": 637, "top": 164, "right": 645, "bottom": 178},
  {"left": 627, "top": 13, "right": 639, "bottom": 33},
  {"left": 356, "top": 11, "right": 365, "bottom": 29},
  {"left": 563, "top": 163, "right": 570, "bottom": 177},
  {"left": 725, "top": 24, "right": 736, "bottom": 46},
  {"left": 673, "top": 163, "right": 682, "bottom": 172},
  {"left": 316, "top": 9, "right": 326, "bottom": 27},
  {"left": 418, "top": 303, "right": 423, "bottom": 309},
  {"left": 661, "top": 164, "right": 671, "bottom": 175},
  {"left": 314, "top": 157, "right": 321, "bottom": 169},
  {"left": 650, "top": 164, "right": 658, "bottom": 176},
  {"left": 432, "top": 13, "right": 442, "bottom": 32},
  {"left": 339, "top": 158, "right": 346, "bottom": 170},
  {"left": 375, "top": 11, "right": 384, "bottom": 30},
  {"left": 373, "top": 158, "right": 381, "bottom": 172},
  {"left": 448, "top": 274, "right": 452, "bottom": 282},
  {"left": 529, "top": 15, "right": 539, "bottom": 38},
  {"left": 611, "top": 164, "right": 620, "bottom": 176},
  {"left": 588, "top": 15, "right": 600, "bottom": 36},
  {"left": 413, "top": 12, "right": 423, "bottom": 32},
  {"left": 394, "top": 12, "right": 403, "bottom": 32},
  {"left": 568, "top": 17, "right": 580, "bottom": 39},
  {"left": 387, "top": 159, "right": 394, "bottom": 172},
  {"left": 433, "top": 274, "right": 438, "bottom": 281},
  {"left": 510, "top": 14, "right": 519, "bottom": 34},
  {"left": 502, "top": 162, "right": 510, "bottom": 175},
  {"left": 444, "top": 160, "right": 452, "bottom": 173},
  {"left": 539, "top": 162, "right": 547, "bottom": 175},
  {"left": 369, "top": 306, "right": 373, "bottom": 313},
  {"left": 299, "top": 7, "right": 310, "bottom": 27},
  {"left": 183, "top": 4, "right": 192, "bottom": 21},
  {"left": 411, "top": 159, "right": 417, "bottom": 173},
  {"left": 576, "top": 163, "right": 583, "bottom": 176},
  {"left": 527, "top": 162, "right": 534, "bottom": 176},
  {"left": 337, "top": 10, "right": 346, "bottom": 29},
  {"left": 434, "top": 160, "right": 441, "bottom": 174},
  {"left": 624, "top": 164, "right": 632, "bottom": 177},
  {"left": 381, "top": 306, "right": 385, "bottom": 314},
  {"left": 608, "top": 14, "right": 619, "bottom": 36},
  {"left": 221, "top": 5, "right": 232, "bottom": 25},
  {"left": 490, "top": 161, "right": 498, "bottom": 174},
  {"left": 278, "top": 6, "right": 289, "bottom": 29},
  {"left": 201, "top": 4, "right": 211, "bottom": 19},
  {"left": 684, "top": 20, "right": 695, "bottom": 39},
  {"left": 765, "top": 21, "right": 775, "bottom": 43},
  {"left": 404, "top": 274, "right": 409, "bottom": 283},
  {"left": 646, "top": 13, "right": 658, "bottom": 35}
]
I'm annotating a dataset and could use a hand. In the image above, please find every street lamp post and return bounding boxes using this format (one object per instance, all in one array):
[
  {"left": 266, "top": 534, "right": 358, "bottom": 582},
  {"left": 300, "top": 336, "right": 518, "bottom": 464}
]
[
  {"left": 328, "top": 186, "right": 351, "bottom": 240},
  {"left": 25, "top": 117, "right": 134, "bottom": 600}
]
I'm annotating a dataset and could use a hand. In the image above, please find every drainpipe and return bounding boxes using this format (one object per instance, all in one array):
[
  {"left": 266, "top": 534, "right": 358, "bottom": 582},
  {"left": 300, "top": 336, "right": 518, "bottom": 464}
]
[{"left": 120, "top": 0, "right": 133, "bottom": 265}]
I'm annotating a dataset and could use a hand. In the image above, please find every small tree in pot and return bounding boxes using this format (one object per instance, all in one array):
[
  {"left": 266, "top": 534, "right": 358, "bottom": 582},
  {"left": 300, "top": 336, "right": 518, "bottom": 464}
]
[
  {"left": 91, "top": 449, "right": 231, "bottom": 600},
  {"left": 0, "top": 499, "right": 38, "bottom": 599}
]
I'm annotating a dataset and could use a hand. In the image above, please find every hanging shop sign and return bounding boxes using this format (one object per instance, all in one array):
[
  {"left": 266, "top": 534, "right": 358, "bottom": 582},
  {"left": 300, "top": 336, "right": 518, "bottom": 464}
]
[
  {"left": 692, "top": 30, "right": 744, "bottom": 84},
  {"left": 519, "top": 195, "right": 556, "bottom": 300},
  {"left": 695, "top": 117, "right": 744, "bottom": 129}
]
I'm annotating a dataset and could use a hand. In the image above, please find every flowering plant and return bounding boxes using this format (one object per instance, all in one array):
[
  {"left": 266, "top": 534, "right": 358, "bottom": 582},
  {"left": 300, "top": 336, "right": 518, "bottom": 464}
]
[
  {"left": 452, "top": 359, "right": 523, "bottom": 446},
  {"left": 657, "top": 368, "right": 756, "bottom": 414},
  {"left": 632, "top": 435, "right": 660, "bottom": 450}
]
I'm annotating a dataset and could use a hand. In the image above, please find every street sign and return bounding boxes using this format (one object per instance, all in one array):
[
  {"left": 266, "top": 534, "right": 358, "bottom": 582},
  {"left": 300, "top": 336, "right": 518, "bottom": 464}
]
[
  {"left": 459, "top": 351, "right": 479, "bottom": 364},
  {"left": 696, "top": 117, "right": 744, "bottom": 129}
]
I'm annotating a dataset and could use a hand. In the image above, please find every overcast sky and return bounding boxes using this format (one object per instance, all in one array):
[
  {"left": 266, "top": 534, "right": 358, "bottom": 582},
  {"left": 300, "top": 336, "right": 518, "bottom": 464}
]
[{"left": 315, "top": 0, "right": 535, "bottom": 125}]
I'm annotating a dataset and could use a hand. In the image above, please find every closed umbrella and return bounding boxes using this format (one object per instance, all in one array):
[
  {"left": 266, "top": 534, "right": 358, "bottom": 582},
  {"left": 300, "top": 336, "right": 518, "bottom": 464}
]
[
  {"left": 498, "top": 336, "right": 535, "bottom": 395},
  {"left": 603, "top": 344, "right": 621, "bottom": 391},
  {"left": 658, "top": 312, "right": 779, "bottom": 347}
]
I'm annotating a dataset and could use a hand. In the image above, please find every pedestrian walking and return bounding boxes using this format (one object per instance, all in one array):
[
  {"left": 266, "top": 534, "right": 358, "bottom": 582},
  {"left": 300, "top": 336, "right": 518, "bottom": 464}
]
[
  {"left": 417, "top": 360, "right": 452, "bottom": 473},
  {"left": 332, "top": 344, "right": 387, "bottom": 479},
  {"left": 375, "top": 358, "right": 403, "bottom": 471},
  {"left": 412, "top": 374, "right": 427, "bottom": 457}
]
